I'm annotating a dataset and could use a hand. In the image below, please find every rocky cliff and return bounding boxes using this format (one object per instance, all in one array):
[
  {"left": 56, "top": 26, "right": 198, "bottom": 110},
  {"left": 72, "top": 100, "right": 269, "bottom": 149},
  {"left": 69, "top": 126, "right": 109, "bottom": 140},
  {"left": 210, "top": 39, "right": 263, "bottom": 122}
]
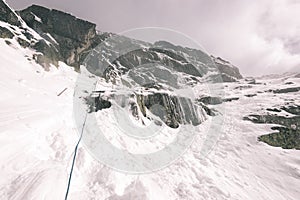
[
  {"left": 0, "top": 1, "right": 243, "bottom": 128},
  {"left": 0, "top": 0, "right": 20, "bottom": 26},
  {"left": 19, "top": 5, "right": 98, "bottom": 68},
  {"left": 0, "top": 1, "right": 242, "bottom": 81}
]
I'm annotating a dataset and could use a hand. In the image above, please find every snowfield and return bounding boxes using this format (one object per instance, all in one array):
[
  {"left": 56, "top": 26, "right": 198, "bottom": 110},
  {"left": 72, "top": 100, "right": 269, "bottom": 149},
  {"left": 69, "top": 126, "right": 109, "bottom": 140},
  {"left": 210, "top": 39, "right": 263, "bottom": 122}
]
[
  {"left": 0, "top": 38, "right": 300, "bottom": 200},
  {"left": 0, "top": 39, "right": 78, "bottom": 199}
]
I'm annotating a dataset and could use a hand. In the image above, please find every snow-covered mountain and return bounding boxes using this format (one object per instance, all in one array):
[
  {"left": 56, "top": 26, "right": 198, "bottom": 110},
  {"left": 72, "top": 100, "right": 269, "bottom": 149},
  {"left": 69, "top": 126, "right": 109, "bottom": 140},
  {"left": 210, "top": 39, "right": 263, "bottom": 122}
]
[{"left": 0, "top": 1, "right": 299, "bottom": 199}]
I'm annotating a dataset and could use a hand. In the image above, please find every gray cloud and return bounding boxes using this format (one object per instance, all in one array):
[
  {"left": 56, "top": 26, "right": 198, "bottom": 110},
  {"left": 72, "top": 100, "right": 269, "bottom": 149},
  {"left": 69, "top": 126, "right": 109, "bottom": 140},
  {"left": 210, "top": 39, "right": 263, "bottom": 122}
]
[{"left": 6, "top": 0, "right": 300, "bottom": 76}]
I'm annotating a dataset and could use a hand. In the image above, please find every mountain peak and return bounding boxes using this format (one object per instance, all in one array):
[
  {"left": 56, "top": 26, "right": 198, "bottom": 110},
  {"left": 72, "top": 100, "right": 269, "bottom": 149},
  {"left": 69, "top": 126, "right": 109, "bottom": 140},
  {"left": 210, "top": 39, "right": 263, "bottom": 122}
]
[{"left": 0, "top": 1, "right": 242, "bottom": 81}]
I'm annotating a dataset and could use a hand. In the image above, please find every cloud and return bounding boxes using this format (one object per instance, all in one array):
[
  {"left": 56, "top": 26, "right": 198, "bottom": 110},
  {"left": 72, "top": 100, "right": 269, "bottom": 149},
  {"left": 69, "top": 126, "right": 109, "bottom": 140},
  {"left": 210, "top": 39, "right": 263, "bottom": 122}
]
[
  {"left": 185, "top": 0, "right": 300, "bottom": 76},
  {"left": 6, "top": 0, "right": 300, "bottom": 76}
]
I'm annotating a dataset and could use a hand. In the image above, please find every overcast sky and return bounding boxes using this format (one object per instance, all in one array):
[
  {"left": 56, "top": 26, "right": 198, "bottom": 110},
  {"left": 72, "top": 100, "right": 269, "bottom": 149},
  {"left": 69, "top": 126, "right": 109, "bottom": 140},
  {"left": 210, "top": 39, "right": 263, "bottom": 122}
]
[{"left": 7, "top": 0, "right": 300, "bottom": 76}]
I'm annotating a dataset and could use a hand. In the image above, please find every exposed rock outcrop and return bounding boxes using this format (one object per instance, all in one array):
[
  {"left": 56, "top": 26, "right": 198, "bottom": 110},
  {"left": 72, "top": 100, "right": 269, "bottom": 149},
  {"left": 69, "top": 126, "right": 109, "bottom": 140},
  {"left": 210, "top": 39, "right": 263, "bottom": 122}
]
[
  {"left": 273, "top": 87, "right": 300, "bottom": 94},
  {"left": 0, "top": 26, "right": 13, "bottom": 38},
  {"left": 19, "top": 5, "right": 98, "bottom": 69},
  {"left": 212, "top": 57, "right": 243, "bottom": 82},
  {"left": 244, "top": 108, "right": 300, "bottom": 150},
  {"left": 137, "top": 92, "right": 202, "bottom": 128},
  {"left": 0, "top": 2, "right": 243, "bottom": 81},
  {"left": 197, "top": 96, "right": 240, "bottom": 105},
  {"left": 85, "top": 93, "right": 112, "bottom": 113},
  {"left": 87, "top": 91, "right": 204, "bottom": 129},
  {"left": 197, "top": 96, "right": 223, "bottom": 105},
  {"left": 0, "top": 1, "right": 243, "bottom": 130},
  {"left": 0, "top": 0, "right": 20, "bottom": 26}
]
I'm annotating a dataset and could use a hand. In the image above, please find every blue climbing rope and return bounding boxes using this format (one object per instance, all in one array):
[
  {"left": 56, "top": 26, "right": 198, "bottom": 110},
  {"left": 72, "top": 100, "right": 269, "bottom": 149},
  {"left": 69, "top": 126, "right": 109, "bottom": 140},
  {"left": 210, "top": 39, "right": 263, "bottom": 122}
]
[{"left": 65, "top": 113, "right": 88, "bottom": 200}]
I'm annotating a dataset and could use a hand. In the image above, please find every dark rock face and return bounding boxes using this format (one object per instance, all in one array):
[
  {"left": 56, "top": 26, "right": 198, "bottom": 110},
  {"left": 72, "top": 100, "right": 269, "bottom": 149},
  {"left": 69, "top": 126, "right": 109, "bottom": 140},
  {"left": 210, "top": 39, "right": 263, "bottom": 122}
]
[
  {"left": 197, "top": 103, "right": 216, "bottom": 116},
  {"left": 282, "top": 105, "right": 300, "bottom": 115},
  {"left": 19, "top": 5, "right": 98, "bottom": 68},
  {"left": 273, "top": 87, "right": 300, "bottom": 94},
  {"left": 139, "top": 93, "right": 202, "bottom": 128},
  {"left": 85, "top": 93, "right": 112, "bottom": 113},
  {"left": 155, "top": 42, "right": 243, "bottom": 81},
  {"left": 223, "top": 97, "right": 239, "bottom": 102},
  {"left": 234, "top": 85, "right": 252, "bottom": 90},
  {"left": 212, "top": 57, "right": 243, "bottom": 82},
  {"left": 244, "top": 114, "right": 300, "bottom": 127},
  {"left": 17, "top": 37, "right": 30, "bottom": 48},
  {"left": 266, "top": 108, "right": 281, "bottom": 113},
  {"left": 244, "top": 111, "right": 300, "bottom": 150},
  {"left": 87, "top": 91, "right": 203, "bottom": 129},
  {"left": 87, "top": 36, "right": 242, "bottom": 84},
  {"left": 285, "top": 82, "right": 294, "bottom": 85},
  {"left": 219, "top": 74, "right": 239, "bottom": 82},
  {"left": 245, "top": 78, "right": 256, "bottom": 84},
  {"left": 266, "top": 105, "right": 300, "bottom": 115},
  {"left": 0, "top": 0, "right": 20, "bottom": 26},
  {"left": 0, "top": 26, "right": 14, "bottom": 38},
  {"left": 1, "top": 1, "right": 243, "bottom": 133},
  {"left": 32, "top": 40, "right": 60, "bottom": 69},
  {"left": 198, "top": 96, "right": 223, "bottom": 105},
  {"left": 105, "top": 48, "right": 203, "bottom": 80},
  {"left": 197, "top": 96, "right": 240, "bottom": 105},
  {"left": 258, "top": 127, "right": 299, "bottom": 150},
  {"left": 1, "top": 2, "right": 243, "bottom": 81},
  {"left": 245, "top": 94, "right": 257, "bottom": 97}
]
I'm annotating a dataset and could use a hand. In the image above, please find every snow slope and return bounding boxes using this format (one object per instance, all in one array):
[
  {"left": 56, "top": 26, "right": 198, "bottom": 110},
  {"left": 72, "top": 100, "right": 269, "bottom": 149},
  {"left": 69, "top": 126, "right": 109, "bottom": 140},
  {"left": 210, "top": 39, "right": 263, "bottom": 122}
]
[
  {"left": 0, "top": 39, "right": 78, "bottom": 199},
  {"left": 0, "top": 37, "right": 300, "bottom": 199}
]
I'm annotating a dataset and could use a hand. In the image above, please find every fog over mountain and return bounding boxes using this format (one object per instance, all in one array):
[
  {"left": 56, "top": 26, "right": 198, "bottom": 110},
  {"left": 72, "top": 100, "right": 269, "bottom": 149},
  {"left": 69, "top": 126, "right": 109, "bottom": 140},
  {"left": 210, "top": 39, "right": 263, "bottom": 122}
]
[{"left": 7, "top": 0, "right": 300, "bottom": 76}]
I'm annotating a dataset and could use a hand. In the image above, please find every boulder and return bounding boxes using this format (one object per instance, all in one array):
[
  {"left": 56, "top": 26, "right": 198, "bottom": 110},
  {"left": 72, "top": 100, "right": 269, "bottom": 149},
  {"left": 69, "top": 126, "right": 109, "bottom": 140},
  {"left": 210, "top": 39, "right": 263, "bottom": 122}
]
[
  {"left": 0, "top": 26, "right": 14, "bottom": 38},
  {"left": 197, "top": 96, "right": 223, "bottom": 105}
]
